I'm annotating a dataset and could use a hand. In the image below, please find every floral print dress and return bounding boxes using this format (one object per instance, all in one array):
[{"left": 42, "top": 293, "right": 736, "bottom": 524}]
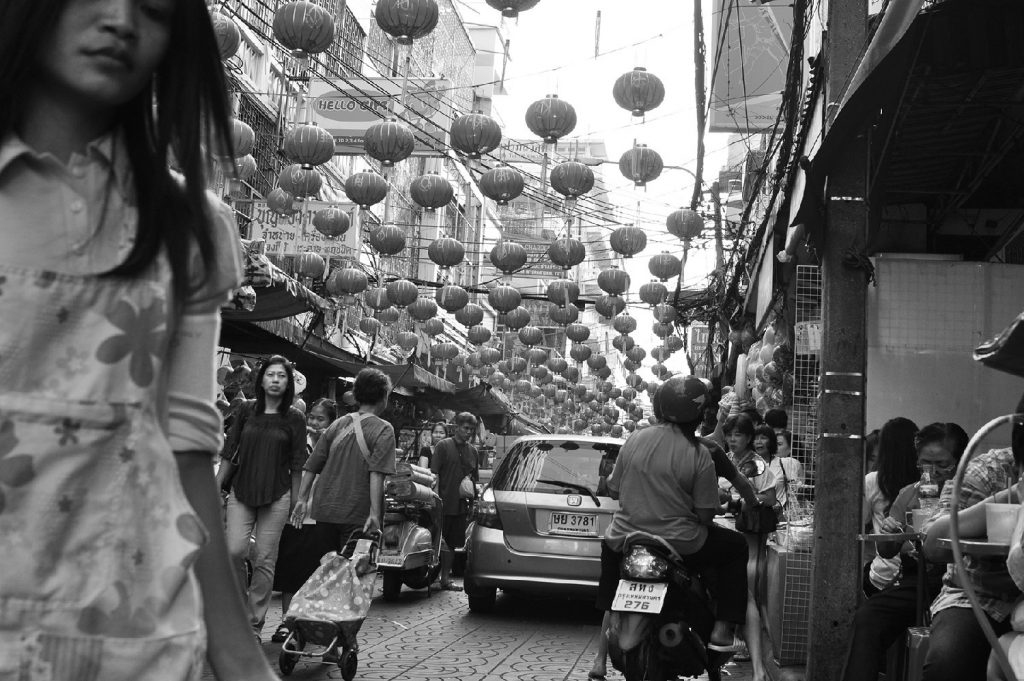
[{"left": 0, "top": 257, "right": 211, "bottom": 680}]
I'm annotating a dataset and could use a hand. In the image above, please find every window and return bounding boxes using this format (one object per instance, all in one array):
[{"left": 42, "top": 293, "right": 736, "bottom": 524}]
[{"left": 491, "top": 439, "right": 621, "bottom": 496}]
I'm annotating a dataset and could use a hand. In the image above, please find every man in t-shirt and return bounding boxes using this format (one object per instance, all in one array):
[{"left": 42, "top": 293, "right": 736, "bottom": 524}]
[
  {"left": 431, "top": 411, "right": 479, "bottom": 591},
  {"left": 292, "top": 367, "right": 397, "bottom": 558}
]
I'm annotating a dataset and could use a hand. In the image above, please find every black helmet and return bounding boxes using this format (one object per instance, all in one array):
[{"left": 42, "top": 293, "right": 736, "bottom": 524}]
[{"left": 655, "top": 375, "right": 708, "bottom": 424}]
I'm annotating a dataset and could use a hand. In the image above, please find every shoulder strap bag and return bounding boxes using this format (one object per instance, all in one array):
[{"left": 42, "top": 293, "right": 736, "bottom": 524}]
[{"left": 219, "top": 400, "right": 254, "bottom": 493}]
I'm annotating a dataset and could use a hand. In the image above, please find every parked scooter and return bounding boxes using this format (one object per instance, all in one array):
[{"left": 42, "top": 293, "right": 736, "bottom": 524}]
[
  {"left": 378, "top": 463, "right": 443, "bottom": 601},
  {"left": 606, "top": 532, "right": 734, "bottom": 681}
]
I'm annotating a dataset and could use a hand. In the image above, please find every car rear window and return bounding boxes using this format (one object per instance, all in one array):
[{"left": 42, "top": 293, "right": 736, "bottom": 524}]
[{"left": 490, "top": 439, "right": 621, "bottom": 496}]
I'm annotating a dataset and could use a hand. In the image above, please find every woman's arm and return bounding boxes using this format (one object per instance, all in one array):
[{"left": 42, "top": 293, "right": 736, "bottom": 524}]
[
  {"left": 176, "top": 451, "right": 277, "bottom": 681},
  {"left": 923, "top": 486, "right": 1018, "bottom": 562}
]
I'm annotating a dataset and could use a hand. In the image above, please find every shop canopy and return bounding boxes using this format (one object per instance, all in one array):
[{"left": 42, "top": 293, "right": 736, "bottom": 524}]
[
  {"left": 222, "top": 238, "right": 334, "bottom": 323},
  {"left": 975, "top": 311, "right": 1024, "bottom": 379},
  {"left": 433, "top": 384, "right": 549, "bottom": 435}
]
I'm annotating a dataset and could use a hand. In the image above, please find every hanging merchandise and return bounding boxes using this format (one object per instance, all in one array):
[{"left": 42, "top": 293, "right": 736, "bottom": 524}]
[
  {"left": 619, "top": 145, "right": 664, "bottom": 187},
  {"left": 374, "top": 0, "right": 439, "bottom": 44}
]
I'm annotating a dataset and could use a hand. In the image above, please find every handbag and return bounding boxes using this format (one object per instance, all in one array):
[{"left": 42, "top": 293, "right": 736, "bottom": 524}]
[
  {"left": 218, "top": 400, "right": 253, "bottom": 493},
  {"left": 735, "top": 502, "right": 779, "bottom": 534},
  {"left": 459, "top": 475, "right": 476, "bottom": 500}
]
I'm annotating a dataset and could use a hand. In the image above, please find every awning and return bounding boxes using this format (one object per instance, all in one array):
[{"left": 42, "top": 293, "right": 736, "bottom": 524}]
[
  {"left": 327, "top": 359, "right": 457, "bottom": 394},
  {"left": 222, "top": 237, "right": 334, "bottom": 322},
  {"left": 220, "top": 317, "right": 365, "bottom": 376},
  {"left": 975, "top": 311, "right": 1024, "bottom": 379},
  {"left": 789, "top": 0, "right": 928, "bottom": 229},
  {"left": 433, "top": 384, "right": 548, "bottom": 435}
]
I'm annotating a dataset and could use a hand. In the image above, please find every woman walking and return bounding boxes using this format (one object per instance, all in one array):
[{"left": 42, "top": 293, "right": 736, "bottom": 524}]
[
  {"left": 0, "top": 0, "right": 276, "bottom": 677},
  {"left": 219, "top": 355, "right": 307, "bottom": 639},
  {"left": 418, "top": 422, "right": 448, "bottom": 468}
]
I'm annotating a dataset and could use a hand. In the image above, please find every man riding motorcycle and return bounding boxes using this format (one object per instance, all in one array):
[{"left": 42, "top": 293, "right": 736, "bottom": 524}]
[{"left": 592, "top": 376, "right": 750, "bottom": 679}]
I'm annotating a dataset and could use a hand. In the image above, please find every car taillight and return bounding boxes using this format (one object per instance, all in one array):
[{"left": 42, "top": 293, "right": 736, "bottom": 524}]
[
  {"left": 622, "top": 545, "right": 669, "bottom": 580},
  {"left": 474, "top": 488, "right": 502, "bottom": 530}
]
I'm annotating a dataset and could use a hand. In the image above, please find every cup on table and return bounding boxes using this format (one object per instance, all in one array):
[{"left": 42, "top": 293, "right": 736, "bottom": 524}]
[
  {"left": 907, "top": 508, "right": 932, "bottom": 532},
  {"left": 985, "top": 502, "right": 1019, "bottom": 544}
]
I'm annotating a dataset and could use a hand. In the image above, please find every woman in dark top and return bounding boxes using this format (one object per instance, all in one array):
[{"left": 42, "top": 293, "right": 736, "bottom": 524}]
[
  {"left": 418, "top": 422, "right": 448, "bottom": 468},
  {"left": 217, "top": 355, "right": 307, "bottom": 640}
]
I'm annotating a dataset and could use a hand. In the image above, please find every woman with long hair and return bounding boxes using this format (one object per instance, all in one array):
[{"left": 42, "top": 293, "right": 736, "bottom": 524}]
[
  {"left": 0, "top": 0, "right": 276, "bottom": 678},
  {"left": 418, "top": 421, "right": 448, "bottom": 468},
  {"left": 218, "top": 356, "right": 307, "bottom": 638},
  {"left": 862, "top": 416, "right": 919, "bottom": 595}
]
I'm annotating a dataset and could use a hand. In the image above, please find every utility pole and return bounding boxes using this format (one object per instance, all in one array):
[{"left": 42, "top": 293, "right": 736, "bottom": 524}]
[{"left": 806, "top": 1, "right": 868, "bottom": 679}]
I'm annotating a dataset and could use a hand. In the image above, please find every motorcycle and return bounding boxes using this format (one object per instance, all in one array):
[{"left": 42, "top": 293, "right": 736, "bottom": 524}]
[
  {"left": 607, "top": 532, "right": 735, "bottom": 681},
  {"left": 377, "top": 464, "right": 443, "bottom": 601}
]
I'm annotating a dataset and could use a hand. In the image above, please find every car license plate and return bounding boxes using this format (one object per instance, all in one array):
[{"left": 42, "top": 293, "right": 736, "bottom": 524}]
[
  {"left": 611, "top": 580, "right": 668, "bottom": 613},
  {"left": 376, "top": 552, "right": 404, "bottom": 567},
  {"left": 548, "top": 512, "right": 597, "bottom": 536}
]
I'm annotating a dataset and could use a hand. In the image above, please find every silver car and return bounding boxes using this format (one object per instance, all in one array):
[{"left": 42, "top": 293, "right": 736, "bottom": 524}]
[{"left": 462, "top": 434, "right": 624, "bottom": 613}]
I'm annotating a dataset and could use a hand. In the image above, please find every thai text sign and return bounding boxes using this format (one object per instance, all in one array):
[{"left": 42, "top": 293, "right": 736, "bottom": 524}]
[
  {"left": 248, "top": 200, "right": 360, "bottom": 260},
  {"left": 308, "top": 77, "right": 452, "bottom": 156}
]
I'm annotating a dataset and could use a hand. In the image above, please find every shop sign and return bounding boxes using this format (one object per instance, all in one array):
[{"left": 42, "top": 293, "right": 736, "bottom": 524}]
[
  {"left": 308, "top": 77, "right": 452, "bottom": 156},
  {"left": 248, "top": 200, "right": 360, "bottom": 260}
]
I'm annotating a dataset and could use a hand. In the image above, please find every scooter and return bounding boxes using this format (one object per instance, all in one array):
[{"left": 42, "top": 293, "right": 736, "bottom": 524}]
[
  {"left": 377, "top": 465, "right": 443, "bottom": 601},
  {"left": 606, "top": 532, "right": 734, "bottom": 681}
]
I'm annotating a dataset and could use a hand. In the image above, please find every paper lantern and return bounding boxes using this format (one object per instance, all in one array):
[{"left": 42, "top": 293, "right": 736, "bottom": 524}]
[
  {"left": 364, "top": 118, "right": 414, "bottom": 166},
  {"left": 503, "top": 306, "right": 531, "bottom": 331},
  {"left": 450, "top": 111, "right": 502, "bottom": 160},
  {"left": 653, "top": 322, "right": 674, "bottom": 338},
  {"left": 479, "top": 347, "right": 501, "bottom": 365},
  {"left": 565, "top": 323, "right": 590, "bottom": 343},
  {"left": 653, "top": 303, "right": 678, "bottom": 324},
  {"left": 359, "top": 317, "right": 382, "bottom": 336},
  {"left": 344, "top": 171, "right": 388, "bottom": 209},
  {"left": 612, "top": 67, "right": 666, "bottom": 117},
  {"left": 467, "top": 325, "right": 492, "bottom": 345},
  {"left": 548, "top": 237, "right": 586, "bottom": 270},
  {"left": 518, "top": 326, "right": 543, "bottom": 347},
  {"left": 638, "top": 280, "right": 667, "bottom": 306},
  {"left": 283, "top": 123, "right": 334, "bottom": 168},
  {"left": 648, "top": 251, "right": 681, "bottom": 281},
  {"left": 423, "top": 318, "right": 445, "bottom": 336},
  {"left": 612, "top": 312, "right": 637, "bottom": 335},
  {"left": 488, "top": 285, "right": 521, "bottom": 313},
  {"left": 594, "top": 294, "right": 626, "bottom": 319},
  {"left": 410, "top": 173, "right": 454, "bottom": 211},
  {"left": 376, "top": 307, "right": 401, "bottom": 324},
  {"left": 480, "top": 166, "right": 524, "bottom": 205},
  {"left": 232, "top": 154, "right": 257, "bottom": 182},
  {"left": 364, "top": 287, "right": 390, "bottom": 311},
  {"left": 597, "top": 266, "right": 630, "bottom": 296},
  {"left": 428, "top": 237, "right": 465, "bottom": 269},
  {"left": 386, "top": 279, "right": 419, "bottom": 307},
  {"left": 396, "top": 331, "right": 419, "bottom": 352},
  {"left": 490, "top": 240, "right": 527, "bottom": 276},
  {"left": 587, "top": 355, "right": 607, "bottom": 371},
  {"left": 485, "top": 0, "right": 540, "bottom": 18},
  {"left": 612, "top": 335, "right": 635, "bottom": 352},
  {"left": 266, "top": 187, "right": 297, "bottom": 216},
  {"left": 455, "top": 303, "right": 484, "bottom": 327},
  {"left": 435, "top": 284, "right": 469, "bottom": 312},
  {"left": 570, "top": 344, "right": 592, "bottom": 363},
  {"left": 407, "top": 297, "right": 438, "bottom": 322},
  {"left": 546, "top": 357, "right": 568, "bottom": 375},
  {"left": 549, "top": 161, "right": 595, "bottom": 210},
  {"left": 610, "top": 225, "right": 647, "bottom": 258},
  {"left": 547, "top": 279, "right": 579, "bottom": 307},
  {"left": 228, "top": 119, "right": 255, "bottom": 158},
  {"left": 296, "top": 251, "right": 326, "bottom": 279},
  {"left": 667, "top": 208, "right": 704, "bottom": 240},
  {"left": 211, "top": 10, "right": 241, "bottom": 60},
  {"left": 665, "top": 335, "right": 684, "bottom": 353},
  {"left": 619, "top": 145, "right": 664, "bottom": 187},
  {"left": 374, "top": 0, "right": 439, "bottom": 44},
  {"left": 273, "top": 1, "right": 335, "bottom": 57},
  {"left": 651, "top": 346, "right": 671, "bottom": 362},
  {"left": 623, "top": 358, "right": 640, "bottom": 372},
  {"left": 526, "top": 348, "right": 548, "bottom": 365},
  {"left": 532, "top": 366, "right": 549, "bottom": 381},
  {"left": 278, "top": 163, "right": 321, "bottom": 198},
  {"left": 369, "top": 225, "right": 405, "bottom": 254},
  {"left": 525, "top": 95, "right": 577, "bottom": 144},
  {"left": 548, "top": 304, "right": 578, "bottom": 326},
  {"left": 312, "top": 207, "right": 350, "bottom": 237},
  {"left": 325, "top": 266, "right": 367, "bottom": 296}
]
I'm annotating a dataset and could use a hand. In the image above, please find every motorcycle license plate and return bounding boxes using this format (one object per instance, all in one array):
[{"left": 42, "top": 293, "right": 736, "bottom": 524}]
[
  {"left": 611, "top": 580, "right": 668, "bottom": 613},
  {"left": 548, "top": 512, "right": 597, "bottom": 536},
  {"left": 376, "top": 552, "right": 404, "bottom": 567}
]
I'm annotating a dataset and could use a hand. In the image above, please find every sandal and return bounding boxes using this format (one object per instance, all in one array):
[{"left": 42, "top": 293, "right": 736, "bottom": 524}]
[
  {"left": 708, "top": 637, "right": 746, "bottom": 653},
  {"left": 439, "top": 581, "right": 463, "bottom": 592},
  {"left": 270, "top": 624, "right": 290, "bottom": 643}
]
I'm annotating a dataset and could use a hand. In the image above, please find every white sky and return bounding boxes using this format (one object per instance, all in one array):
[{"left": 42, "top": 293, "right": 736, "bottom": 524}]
[{"left": 459, "top": 0, "right": 732, "bottom": 379}]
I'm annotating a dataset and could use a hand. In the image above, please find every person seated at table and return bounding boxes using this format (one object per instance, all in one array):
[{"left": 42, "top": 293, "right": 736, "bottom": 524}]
[
  {"left": 921, "top": 392, "right": 1024, "bottom": 681},
  {"left": 863, "top": 417, "right": 920, "bottom": 596},
  {"left": 839, "top": 422, "right": 968, "bottom": 681}
]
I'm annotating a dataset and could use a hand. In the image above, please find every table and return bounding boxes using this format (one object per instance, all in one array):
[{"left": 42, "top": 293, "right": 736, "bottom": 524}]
[
  {"left": 858, "top": 531, "right": 928, "bottom": 625},
  {"left": 936, "top": 537, "right": 1011, "bottom": 557}
]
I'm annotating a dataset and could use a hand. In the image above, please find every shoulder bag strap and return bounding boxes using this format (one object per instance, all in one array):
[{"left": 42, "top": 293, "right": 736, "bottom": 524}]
[{"left": 351, "top": 413, "right": 372, "bottom": 465}]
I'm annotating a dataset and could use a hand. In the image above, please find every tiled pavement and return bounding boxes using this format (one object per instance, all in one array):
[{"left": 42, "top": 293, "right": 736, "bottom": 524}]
[{"left": 203, "top": 576, "right": 757, "bottom": 680}]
